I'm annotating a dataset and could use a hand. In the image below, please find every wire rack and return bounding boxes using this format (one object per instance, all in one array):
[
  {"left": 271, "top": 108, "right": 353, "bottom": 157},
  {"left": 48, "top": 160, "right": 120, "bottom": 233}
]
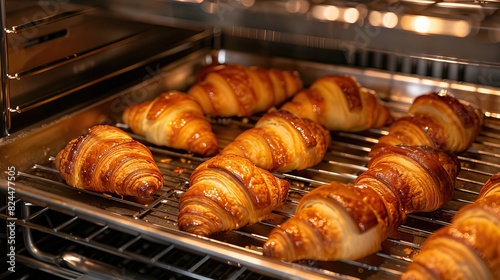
[{"left": 3, "top": 105, "right": 499, "bottom": 279}]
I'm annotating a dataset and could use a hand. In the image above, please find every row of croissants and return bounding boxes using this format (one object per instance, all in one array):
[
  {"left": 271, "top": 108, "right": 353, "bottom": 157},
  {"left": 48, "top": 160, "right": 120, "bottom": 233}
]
[{"left": 53, "top": 63, "right": 498, "bottom": 279}]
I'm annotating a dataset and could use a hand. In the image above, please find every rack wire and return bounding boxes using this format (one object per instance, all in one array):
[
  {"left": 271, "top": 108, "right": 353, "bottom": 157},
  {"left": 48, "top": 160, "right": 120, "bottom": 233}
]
[{"left": 3, "top": 109, "right": 499, "bottom": 279}]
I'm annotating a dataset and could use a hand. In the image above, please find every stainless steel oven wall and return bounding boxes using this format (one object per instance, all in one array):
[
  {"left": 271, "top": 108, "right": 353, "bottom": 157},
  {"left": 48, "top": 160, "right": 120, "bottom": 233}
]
[
  {"left": 0, "top": 0, "right": 211, "bottom": 137},
  {"left": 70, "top": 0, "right": 500, "bottom": 86},
  {"left": 1, "top": 48, "right": 499, "bottom": 279},
  {"left": 1, "top": 1, "right": 500, "bottom": 279},
  {"left": 1, "top": 0, "right": 7, "bottom": 136},
  {"left": 3, "top": 0, "right": 499, "bottom": 135}
]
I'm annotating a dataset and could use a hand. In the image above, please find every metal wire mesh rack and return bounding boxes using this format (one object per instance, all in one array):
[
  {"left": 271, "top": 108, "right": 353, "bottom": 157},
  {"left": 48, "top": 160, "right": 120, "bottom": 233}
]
[
  {"left": 1, "top": 47, "right": 499, "bottom": 279},
  {"left": 1, "top": 108, "right": 499, "bottom": 279}
]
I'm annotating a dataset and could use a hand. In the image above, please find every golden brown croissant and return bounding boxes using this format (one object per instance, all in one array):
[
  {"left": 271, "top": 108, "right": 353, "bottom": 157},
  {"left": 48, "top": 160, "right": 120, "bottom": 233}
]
[
  {"left": 280, "top": 75, "right": 394, "bottom": 131},
  {"left": 219, "top": 109, "right": 331, "bottom": 173},
  {"left": 122, "top": 90, "right": 219, "bottom": 157},
  {"left": 187, "top": 64, "right": 303, "bottom": 117},
  {"left": 55, "top": 125, "right": 164, "bottom": 198},
  {"left": 177, "top": 154, "right": 290, "bottom": 236},
  {"left": 263, "top": 145, "right": 460, "bottom": 262},
  {"left": 400, "top": 173, "right": 500, "bottom": 280},
  {"left": 371, "top": 91, "right": 483, "bottom": 156}
]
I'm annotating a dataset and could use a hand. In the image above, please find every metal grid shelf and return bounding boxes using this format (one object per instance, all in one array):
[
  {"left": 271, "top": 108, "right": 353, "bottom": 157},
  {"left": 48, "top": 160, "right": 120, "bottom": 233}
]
[
  {"left": 3, "top": 112, "right": 499, "bottom": 279},
  {"left": 0, "top": 201, "right": 283, "bottom": 280},
  {"left": 1, "top": 47, "right": 499, "bottom": 279}
]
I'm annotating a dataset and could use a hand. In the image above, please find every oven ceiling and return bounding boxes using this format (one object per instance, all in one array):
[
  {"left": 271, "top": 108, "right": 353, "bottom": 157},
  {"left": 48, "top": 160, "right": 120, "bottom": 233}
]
[{"left": 69, "top": 0, "right": 500, "bottom": 66}]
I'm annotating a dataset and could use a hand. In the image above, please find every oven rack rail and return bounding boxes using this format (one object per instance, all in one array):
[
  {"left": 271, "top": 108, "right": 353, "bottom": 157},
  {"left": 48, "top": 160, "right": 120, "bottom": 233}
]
[
  {"left": 0, "top": 1, "right": 216, "bottom": 136},
  {"left": 9, "top": 202, "right": 278, "bottom": 280},
  {"left": 72, "top": 0, "right": 500, "bottom": 82},
  {"left": 1, "top": 185, "right": 349, "bottom": 280},
  {"left": 0, "top": 202, "right": 289, "bottom": 280},
  {"left": 1, "top": 27, "right": 212, "bottom": 136},
  {"left": 3, "top": 114, "right": 500, "bottom": 279}
]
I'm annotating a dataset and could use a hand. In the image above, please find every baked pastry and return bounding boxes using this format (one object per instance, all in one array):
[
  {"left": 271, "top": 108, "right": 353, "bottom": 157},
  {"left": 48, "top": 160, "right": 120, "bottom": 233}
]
[
  {"left": 55, "top": 125, "right": 164, "bottom": 198},
  {"left": 187, "top": 64, "right": 303, "bottom": 117},
  {"left": 371, "top": 91, "right": 483, "bottom": 155},
  {"left": 400, "top": 173, "right": 500, "bottom": 280},
  {"left": 220, "top": 109, "right": 331, "bottom": 173},
  {"left": 280, "top": 75, "right": 394, "bottom": 131},
  {"left": 177, "top": 154, "right": 290, "bottom": 236},
  {"left": 262, "top": 145, "right": 460, "bottom": 262},
  {"left": 122, "top": 90, "right": 219, "bottom": 157}
]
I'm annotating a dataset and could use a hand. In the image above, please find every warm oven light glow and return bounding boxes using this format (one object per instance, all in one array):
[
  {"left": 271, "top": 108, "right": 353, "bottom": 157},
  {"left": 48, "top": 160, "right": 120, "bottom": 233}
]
[
  {"left": 286, "top": 0, "right": 309, "bottom": 14},
  {"left": 369, "top": 11, "right": 382, "bottom": 26},
  {"left": 401, "top": 15, "right": 471, "bottom": 37},
  {"left": 369, "top": 11, "right": 398, "bottom": 28},
  {"left": 414, "top": 16, "right": 430, "bottom": 33},
  {"left": 311, "top": 5, "right": 327, "bottom": 20},
  {"left": 401, "top": 0, "right": 436, "bottom": 4},
  {"left": 382, "top": 12, "right": 398, "bottom": 28},
  {"left": 241, "top": 0, "right": 255, "bottom": 8},
  {"left": 344, "top": 8, "right": 359, "bottom": 23},
  {"left": 311, "top": 5, "right": 360, "bottom": 23},
  {"left": 324, "top": 6, "right": 340, "bottom": 21}
]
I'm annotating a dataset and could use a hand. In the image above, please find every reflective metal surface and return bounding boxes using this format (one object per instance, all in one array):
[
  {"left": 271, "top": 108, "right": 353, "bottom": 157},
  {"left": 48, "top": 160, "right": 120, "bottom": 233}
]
[{"left": 1, "top": 49, "right": 499, "bottom": 279}]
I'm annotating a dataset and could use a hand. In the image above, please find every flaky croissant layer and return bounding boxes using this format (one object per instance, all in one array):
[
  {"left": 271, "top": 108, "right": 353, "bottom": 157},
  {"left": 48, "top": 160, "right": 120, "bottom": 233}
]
[
  {"left": 280, "top": 75, "right": 394, "bottom": 132},
  {"left": 401, "top": 173, "right": 500, "bottom": 280},
  {"left": 263, "top": 182, "right": 387, "bottom": 261},
  {"left": 122, "top": 90, "right": 219, "bottom": 157},
  {"left": 188, "top": 64, "right": 303, "bottom": 117},
  {"left": 178, "top": 154, "right": 290, "bottom": 237},
  {"left": 220, "top": 109, "right": 331, "bottom": 173},
  {"left": 263, "top": 145, "right": 460, "bottom": 263},
  {"left": 55, "top": 125, "right": 164, "bottom": 198},
  {"left": 371, "top": 91, "right": 483, "bottom": 155}
]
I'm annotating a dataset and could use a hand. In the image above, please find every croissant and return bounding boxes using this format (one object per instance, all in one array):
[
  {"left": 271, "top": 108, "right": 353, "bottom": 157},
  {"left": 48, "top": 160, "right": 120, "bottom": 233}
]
[
  {"left": 371, "top": 91, "right": 483, "bottom": 156},
  {"left": 219, "top": 109, "right": 331, "bottom": 173},
  {"left": 280, "top": 75, "right": 394, "bottom": 131},
  {"left": 400, "top": 173, "right": 500, "bottom": 280},
  {"left": 263, "top": 145, "right": 460, "bottom": 262},
  {"left": 187, "top": 64, "right": 303, "bottom": 117},
  {"left": 177, "top": 154, "right": 290, "bottom": 236},
  {"left": 122, "top": 90, "right": 219, "bottom": 157},
  {"left": 55, "top": 125, "right": 164, "bottom": 198}
]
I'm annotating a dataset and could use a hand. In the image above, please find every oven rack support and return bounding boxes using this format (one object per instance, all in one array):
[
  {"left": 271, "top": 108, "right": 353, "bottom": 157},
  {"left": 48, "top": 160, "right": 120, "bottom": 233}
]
[
  {"left": 1, "top": 48, "right": 499, "bottom": 279},
  {"left": 0, "top": 0, "right": 8, "bottom": 136},
  {"left": 0, "top": 178, "right": 347, "bottom": 280},
  {"left": 0, "top": 1, "right": 215, "bottom": 137},
  {"left": 18, "top": 202, "right": 248, "bottom": 280},
  {"left": 71, "top": 0, "right": 500, "bottom": 80},
  {"left": 0, "top": 2, "right": 91, "bottom": 135},
  {"left": 2, "top": 114, "right": 499, "bottom": 279}
]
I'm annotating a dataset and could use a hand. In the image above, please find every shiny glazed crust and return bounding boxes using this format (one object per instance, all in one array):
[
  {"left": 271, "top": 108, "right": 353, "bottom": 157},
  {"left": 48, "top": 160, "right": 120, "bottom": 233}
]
[
  {"left": 55, "top": 125, "right": 164, "bottom": 198},
  {"left": 371, "top": 91, "right": 484, "bottom": 155},
  {"left": 122, "top": 90, "right": 219, "bottom": 157},
  {"left": 220, "top": 109, "right": 332, "bottom": 173},
  {"left": 188, "top": 64, "right": 303, "bottom": 117},
  {"left": 177, "top": 154, "right": 290, "bottom": 237},
  {"left": 263, "top": 145, "right": 460, "bottom": 262},
  {"left": 280, "top": 75, "right": 394, "bottom": 131},
  {"left": 401, "top": 173, "right": 500, "bottom": 280}
]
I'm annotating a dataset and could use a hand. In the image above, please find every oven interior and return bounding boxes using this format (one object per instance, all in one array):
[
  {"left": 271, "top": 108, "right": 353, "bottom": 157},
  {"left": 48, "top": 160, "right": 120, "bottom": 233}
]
[{"left": 1, "top": 1, "right": 500, "bottom": 279}]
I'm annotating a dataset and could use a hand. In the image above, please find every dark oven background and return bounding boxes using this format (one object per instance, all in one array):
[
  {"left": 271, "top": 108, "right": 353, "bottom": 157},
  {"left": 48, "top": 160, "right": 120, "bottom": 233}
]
[{"left": 2, "top": 0, "right": 500, "bottom": 135}]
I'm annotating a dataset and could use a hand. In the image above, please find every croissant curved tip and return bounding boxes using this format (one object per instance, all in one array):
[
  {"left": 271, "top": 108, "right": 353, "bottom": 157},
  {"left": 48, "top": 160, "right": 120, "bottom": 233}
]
[
  {"left": 192, "top": 141, "right": 219, "bottom": 157},
  {"left": 262, "top": 238, "right": 288, "bottom": 260},
  {"left": 178, "top": 216, "right": 213, "bottom": 237},
  {"left": 136, "top": 179, "right": 163, "bottom": 198},
  {"left": 262, "top": 226, "right": 297, "bottom": 261},
  {"left": 479, "top": 173, "right": 500, "bottom": 199}
]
